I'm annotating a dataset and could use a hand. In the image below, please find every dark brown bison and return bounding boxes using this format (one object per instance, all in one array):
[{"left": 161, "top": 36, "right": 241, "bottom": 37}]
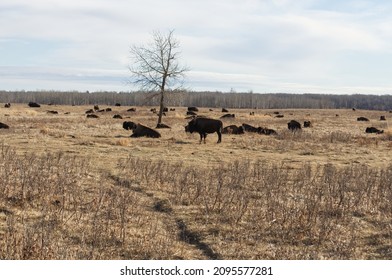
[
  {"left": 156, "top": 123, "right": 171, "bottom": 129},
  {"left": 304, "top": 121, "right": 312, "bottom": 128},
  {"left": 357, "top": 117, "right": 369, "bottom": 122},
  {"left": 28, "top": 102, "right": 40, "bottom": 108},
  {"left": 94, "top": 105, "right": 99, "bottom": 111},
  {"left": 222, "top": 125, "right": 244, "bottom": 134},
  {"left": 259, "top": 127, "right": 277, "bottom": 135},
  {"left": 242, "top": 123, "right": 259, "bottom": 133},
  {"left": 47, "top": 110, "right": 58, "bottom": 114},
  {"left": 127, "top": 108, "right": 136, "bottom": 112},
  {"left": 105, "top": 108, "right": 112, "bottom": 112},
  {"left": 365, "top": 127, "right": 384, "bottom": 134},
  {"left": 123, "top": 121, "right": 137, "bottom": 130},
  {"left": 222, "top": 108, "right": 229, "bottom": 112},
  {"left": 187, "top": 106, "right": 198, "bottom": 112},
  {"left": 86, "top": 114, "right": 99, "bottom": 118},
  {"left": 115, "top": 103, "right": 121, "bottom": 106},
  {"left": 0, "top": 122, "right": 10, "bottom": 129},
  {"left": 275, "top": 114, "right": 284, "bottom": 118},
  {"left": 131, "top": 124, "right": 161, "bottom": 138},
  {"left": 85, "top": 109, "right": 94, "bottom": 114},
  {"left": 380, "top": 116, "right": 386, "bottom": 121},
  {"left": 288, "top": 120, "right": 301, "bottom": 130},
  {"left": 220, "top": 113, "right": 235, "bottom": 118},
  {"left": 185, "top": 117, "right": 222, "bottom": 143},
  {"left": 186, "top": 111, "right": 197, "bottom": 116},
  {"left": 4, "top": 103, "right": 10, "bottom": 108},
  {"left": 113, "top": 114, "right": 123, "bottom": 119}
]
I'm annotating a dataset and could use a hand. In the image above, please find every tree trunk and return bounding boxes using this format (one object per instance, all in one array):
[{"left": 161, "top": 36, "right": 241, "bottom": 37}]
[{"left": 157, "top": 89, "right": 164, "bottom": 125}]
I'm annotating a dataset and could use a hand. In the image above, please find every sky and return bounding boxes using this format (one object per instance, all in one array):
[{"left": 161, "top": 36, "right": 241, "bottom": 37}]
[{"left": 1, "top": 0, "right": 392, "bottom": 94}]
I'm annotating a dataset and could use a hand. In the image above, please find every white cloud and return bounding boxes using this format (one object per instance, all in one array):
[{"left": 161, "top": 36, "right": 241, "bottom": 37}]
[{"left": 1, "top": 0, "right": 392, "bottom": 93}]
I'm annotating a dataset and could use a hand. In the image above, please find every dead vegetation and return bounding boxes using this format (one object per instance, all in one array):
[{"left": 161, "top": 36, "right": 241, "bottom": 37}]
[{"left": 0, "top": 104, "right": 391, "bottom": 259}]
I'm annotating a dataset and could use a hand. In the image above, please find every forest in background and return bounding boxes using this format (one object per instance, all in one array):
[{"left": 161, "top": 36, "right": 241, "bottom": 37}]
[{"left": 0, "top": 90, "right": 391, "bottom": 110}]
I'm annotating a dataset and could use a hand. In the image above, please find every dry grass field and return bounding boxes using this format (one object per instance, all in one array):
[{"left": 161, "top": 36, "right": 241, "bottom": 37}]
[{"left": 0, "top": 103, "right": 391, "bottom": 259}]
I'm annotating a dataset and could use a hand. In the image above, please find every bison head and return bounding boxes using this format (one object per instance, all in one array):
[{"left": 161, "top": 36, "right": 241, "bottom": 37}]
[{"left": 123, "top": 121, "right": 137, "bottom": 131}]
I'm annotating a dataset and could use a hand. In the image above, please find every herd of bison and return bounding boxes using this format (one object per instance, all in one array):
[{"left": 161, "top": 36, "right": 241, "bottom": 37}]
[{"left": 0, "top": 102, "right": 388, "bottom": 143}]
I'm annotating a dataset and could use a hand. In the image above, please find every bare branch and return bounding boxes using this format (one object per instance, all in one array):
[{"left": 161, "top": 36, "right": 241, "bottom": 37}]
[{"left": 129, "top": 30, "right": 189, "bottom": 125}]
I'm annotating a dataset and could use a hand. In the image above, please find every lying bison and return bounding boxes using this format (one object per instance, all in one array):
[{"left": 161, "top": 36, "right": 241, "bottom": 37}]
[
  {"left": 186, "top": 111, "right": 197, "bottom": 116},
  {"left": 365, "top": 127, "right": 384, "bottom": 134},
  {"left": 259, "top": 127, "right": 277, "bottom": 135},
  {"left": 222, "top": 125, "right": 244, "bottom": 134},
  {"left": 187, "top": 106, "right": 199, "bottom": 112},
  {"left": 288, "top": 120, "right": 301, "bottom": 130},
  {"left": 185, "top": 117, "right": 222, "bottom": 143},
  {"left": 4, "top": 103, "right": 10, "bottom": 108},
  {"left": 156, "top": 123, "right": 171, "bottom": 129},
  {"left": 242, "top": 123, "right": 259, "bottom": 133},
  {"left": 0, "top": 122, "right": 10, "bottom": 129},
  {"left": 131, "top": 124, "right": 161, "bottom": 138},
  {"left": 304, "top": 121, "right": 312, "bottom": 128},
  {"left": 28, "top": 102, "right": 41, "bottom": 108},
  {"left": 357, "top": 117, "right": 369, "bottom": 122},
  {"left": 220, "top": 113, "right": 235, "bottom": 118}
]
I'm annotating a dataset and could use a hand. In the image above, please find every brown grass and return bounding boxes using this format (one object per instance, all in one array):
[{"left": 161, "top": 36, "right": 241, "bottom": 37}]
[{"left": 0, "top": 104, "right": 391, "bottom": 259}]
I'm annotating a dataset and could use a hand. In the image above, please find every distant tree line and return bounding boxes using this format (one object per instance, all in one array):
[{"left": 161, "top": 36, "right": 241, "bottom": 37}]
[{"left": 0, "top": 90, "right": 391, "bottom": 110}]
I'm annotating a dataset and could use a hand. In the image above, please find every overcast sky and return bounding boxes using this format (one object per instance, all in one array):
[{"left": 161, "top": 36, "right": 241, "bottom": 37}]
[{"left": 1, "top": 0, "right": 392, "bottom": 94}]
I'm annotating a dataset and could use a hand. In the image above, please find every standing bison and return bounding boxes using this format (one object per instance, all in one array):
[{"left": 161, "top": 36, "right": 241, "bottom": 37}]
[
  {"left": 185, "top": 117, "right": 223, "bottom": 143},
  {"left": 288, "top": 120, "right": 301, "bottom": 130}
]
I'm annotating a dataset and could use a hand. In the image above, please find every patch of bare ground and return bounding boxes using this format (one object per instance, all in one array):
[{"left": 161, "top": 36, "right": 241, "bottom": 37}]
[{"left": 1, "top": 104, "right": 391, "bottom": 259}]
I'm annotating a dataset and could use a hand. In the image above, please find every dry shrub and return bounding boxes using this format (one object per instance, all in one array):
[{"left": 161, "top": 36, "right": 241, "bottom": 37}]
[
  {"left": 117, "top": 157, "right": 392, "bottom": 260},
  {"left": 0, "top": 145, "right": 197, "bottom": 260},
  {"left": 327, "top": 130, "right": 353, "bottom": 143},
  {"left": 382, "top": 128, "right": 392, "bottom": 141},
  {"left": 38, "top": 126, "right": 50, "bottom": 135}
]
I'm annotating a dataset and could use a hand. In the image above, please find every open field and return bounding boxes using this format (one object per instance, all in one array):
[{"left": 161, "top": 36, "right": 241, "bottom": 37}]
[{"left": 0, "top": 103, "right": 391, "bottom": 259}]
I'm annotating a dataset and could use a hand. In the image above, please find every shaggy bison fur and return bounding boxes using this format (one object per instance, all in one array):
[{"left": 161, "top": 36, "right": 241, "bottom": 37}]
[
  {"left": 130, "top": 124, "right": 161, "bottom": 138},
  {"left": 185, "top": 117, "right": 223, "bottom": 143}
]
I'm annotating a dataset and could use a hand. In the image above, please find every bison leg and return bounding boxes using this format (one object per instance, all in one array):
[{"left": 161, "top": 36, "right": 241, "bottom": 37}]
[
  {"left": 198, "top": 133, "right": 203, "bottom": 144},
  {"left": 217, "top": 131, "right": 222, "bottom": 143},
  {"left": 203, "top": 133, "right": 207, "bottom": 144}
]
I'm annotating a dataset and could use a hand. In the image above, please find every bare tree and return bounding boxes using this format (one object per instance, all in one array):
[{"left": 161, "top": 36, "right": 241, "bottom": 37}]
[{"left": 129, "top": 30, "right": 189, "bottom": 125}]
